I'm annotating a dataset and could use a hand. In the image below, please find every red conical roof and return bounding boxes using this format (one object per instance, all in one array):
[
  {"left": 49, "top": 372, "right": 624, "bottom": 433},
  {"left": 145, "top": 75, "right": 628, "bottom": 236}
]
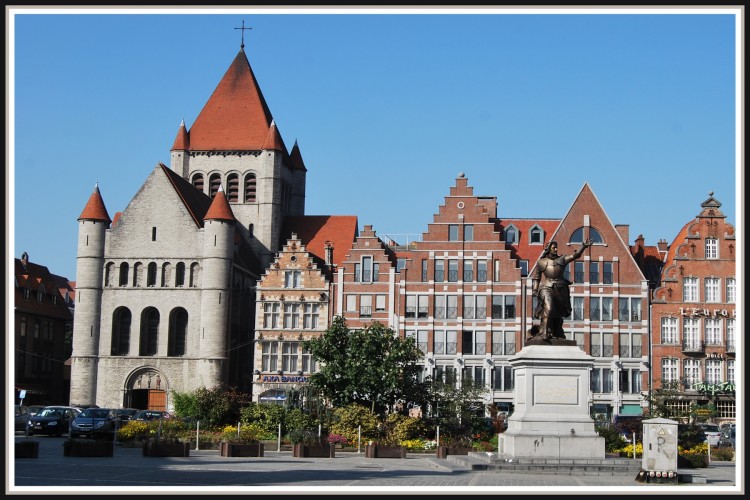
[
  {"left": 261, "top": 119, "right": 286, "bottom": 152},
  {"left": 171, "top": 119, "right": 190, "bottom": 151},
  {"left": 187, "top": 49, "right": 274, "bottom": 151},
  {"left": 289, "top": 140, "right": 307, "bottom": 171},
  {"left": 78, "top": 183, "right": 112, "bottom": 222},
  {"left": 204, "top": 186, "right": 236, "bottom": 222}
]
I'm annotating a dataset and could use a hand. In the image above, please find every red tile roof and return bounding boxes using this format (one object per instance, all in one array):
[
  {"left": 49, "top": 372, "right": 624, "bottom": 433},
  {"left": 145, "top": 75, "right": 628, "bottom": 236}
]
[
  {"left": 186, "top": 49, "right": 276, "bottom": 151},
  {"left": 204, "top": 187, "right": 236, "bottom": 222},
  {"left": 261, "top": 120, "right": 286, "bottom": 152},
  {"left": 499, "top": 218, "right": 561, "bottom": 263},
  {"left": 170, "top": 120, "right": 190, "bottom": 151},
  {"left": 78, "top": 183, "right": 111, "bottom": 223},
  {"left": 282, "top": 215, "right": 359, "bottom": 266},
  {"left": 14, "top": 258, "right": 73, "bottom": 320}
]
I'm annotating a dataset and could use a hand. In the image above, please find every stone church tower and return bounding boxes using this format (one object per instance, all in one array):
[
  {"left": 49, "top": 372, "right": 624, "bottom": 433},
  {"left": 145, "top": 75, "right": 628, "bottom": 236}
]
[{"left": 69, "top": 45, "right": 303, "bottom": 410}]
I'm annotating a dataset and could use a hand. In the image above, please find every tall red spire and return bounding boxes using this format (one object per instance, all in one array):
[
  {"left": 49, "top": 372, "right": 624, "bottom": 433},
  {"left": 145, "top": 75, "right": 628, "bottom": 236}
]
[
  {"left": 187, "top": 50, "right": 275, "bottom": 151},
  {"left": 78, "top": 183, "right": 111, "bottom": 223},
  {"left": 171, "top": 119, "right": 190, "bottom": 151},
  {"left": 289, "top": 140, "right": 307, "bottom": 171},
  {"left": 261, "top": 119, "right": 286, "bottom": 152}
]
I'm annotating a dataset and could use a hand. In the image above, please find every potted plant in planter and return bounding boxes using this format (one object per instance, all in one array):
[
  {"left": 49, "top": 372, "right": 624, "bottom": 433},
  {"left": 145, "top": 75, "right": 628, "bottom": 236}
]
[
  {"left": 142, "top": 418, "right": 191, "bottom": 457},
  {"left": 436, "top": 436, "right": 474, "bottom": 459},
  {"left": 219, "top": 423, "right": 265, "bottom": 457},
  {"left": 290, "top": 428, "right": 335, "bottom": 458},
  {"left": 16, "top": 439, "right": 40, "bottom": 458}
]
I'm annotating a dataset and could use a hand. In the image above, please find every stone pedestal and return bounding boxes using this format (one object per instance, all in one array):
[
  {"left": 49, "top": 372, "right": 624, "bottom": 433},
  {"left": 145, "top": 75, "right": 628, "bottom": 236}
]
[{"left": 498, "top": 344, "right": 604, "bottom": 460}]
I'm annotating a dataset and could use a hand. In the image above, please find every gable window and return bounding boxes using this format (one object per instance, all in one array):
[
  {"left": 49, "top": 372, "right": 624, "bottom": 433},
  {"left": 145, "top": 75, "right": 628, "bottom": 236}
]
[
  {"left": 704, "top": 277, "right": 720, "bottom": 303},
  {"left": 396, "top": 258, "right": 407, "bottom": 273},
  {"left": 573, "top": 261, "right": 585, "bottom": 283},
  {"left": 529, "top": 225, "right": 543, "bottom": 245},
  {"left": 464, "top": 225, "right": 474, "bottom": 241},
  {"left": 263, "top": 302, "right": 280, "bottom": 328},
  {"left": 683, "top": 277, "right": 699, "bottom": 302},
  {"left": 519, "top": 260, "right": 528, "bottom": 277},
  {"left": 448, "top": 224, "right": 459, "bottom": 241},
  {"left": 589, "top": 227, "right": 603, "bottom": 244},
  {"left": 705, "top": 238, "right": 718, "bottom": 259},
  {"left": 302, "top": 303, "right": 319, "bottom": 329},
  {"left": 603, "top": 262, "right": 613, "bottom": 284},
  {"left": 434, "top": 259, "right": 445, "bottom": 282},
  {"left": 284, "top": 271, "right": 301, "bottom": 288},
  {"left": 570, "top": 227, "right": 585, "bottom": 244},
  {"left": 360, "top": 295, "right": 373, "bottom": 317},
  {"left": 590, "top": 262, "right": 600, "bottom": 284},
  {"left": 504, "top": 225, "right": 518, "bottom": 244}
]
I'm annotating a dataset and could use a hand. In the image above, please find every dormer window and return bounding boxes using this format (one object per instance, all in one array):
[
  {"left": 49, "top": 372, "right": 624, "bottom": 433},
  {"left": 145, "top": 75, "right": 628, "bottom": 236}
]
[
  {"left": 504, "top": 225, "right": 519, "bottom": 244},
  {"left": 529, "top": 225, "right": 544, "bottom": 245}
]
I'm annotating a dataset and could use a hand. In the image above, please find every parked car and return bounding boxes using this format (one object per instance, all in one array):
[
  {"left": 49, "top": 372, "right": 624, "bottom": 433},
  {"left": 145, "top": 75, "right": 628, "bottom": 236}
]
[
  {"left": 27, "top": 405, "right": 46, "bottom": 417},
  {"left": 15, "top": 405, "right": 29, "bottom": 432},
  {"left": 114, "top": 408, "right": 140, "bottom": 422},
  {"left": 26, "top": 406, "right": 81, "bottom": 436},
  {"left": 698, "top": 424, "right": 722, "bottom": 446},
  {"left": 70, "top": 408, "right": 119, "bottom": 440},
  {"left": 132, "top": 410, "right": 169, "bottom": 421},
  {"left": 718, "top": 428, "right": 736, "bottom": 448}
]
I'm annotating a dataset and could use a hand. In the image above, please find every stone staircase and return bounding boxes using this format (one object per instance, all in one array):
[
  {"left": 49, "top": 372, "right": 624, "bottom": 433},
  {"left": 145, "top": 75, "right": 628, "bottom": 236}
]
[{"left": 444, "top": 452, "right": 643, "bottom": 476}]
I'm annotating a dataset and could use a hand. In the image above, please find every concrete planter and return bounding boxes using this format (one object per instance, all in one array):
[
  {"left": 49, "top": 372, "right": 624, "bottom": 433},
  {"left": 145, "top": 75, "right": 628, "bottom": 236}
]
[
  {"left": 435, "top": 446, "right": 473, "bottom": 459},
  {"left": 219, "top": 442, "right": 264, "bottom": 457},
  {"left": 365, "top": 444, "right": 407, "bottom": 458},
  {"left": 143, "top": 440, "right": 190, "bottom": 457},
  {"left": 16, "top": 440, "right": 40, "bottom": 458},
  {"left": 64, "top": 439, "right": 114, "bottom": 457},
  {"left": 292, "top": 443, "right": 335, "bottom": 458}
]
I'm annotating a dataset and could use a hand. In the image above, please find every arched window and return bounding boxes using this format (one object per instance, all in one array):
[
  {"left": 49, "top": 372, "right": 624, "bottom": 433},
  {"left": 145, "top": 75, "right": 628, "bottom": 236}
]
[
  {"left": 147, "top": 262, "right": 157, "bottom": 287},
  {"left": 133, "top": 262, "right": 143, "bottom": 287},
  {"left": 570, "top": 226, "right": 603, "bottom": 245},
  {"left": 140, "top": 307, "right": 159, "bottom": 356},
  {"left": 192, "top": 173, "right": 204, "bottom": 193},
  {"left": 119, "top": 263, "right": 129, "bottom": 287},
  {"left": 190, "top": 263, "right": 201, "bottom": 288},
  {"left": 105, "top": 262, "right": 115, "bottom": 287},
  {"left": 529, "top": 225, "right": 544, "bottom": 245},
  {"left": 175, "top": 263, "right": 185, "bottom": 287},
  {"left": 244, "top": 173, "right": 257, "bottom": 202},
  {"left": 226, "top": 173, "right": 239, "bottom": 202},
  {"left": 111, "top": 307, "right": 131, "bottom": 356},
  {"left": 209, "top": 173, "right": 222, "bottom": 198},
  {"left": 504, "top": 225, "right": 519, "bottom": 244},
  {"left": 161, "top": 262, "right": 171, "bottom": 287},
  {"left": 168, "top": 308, "right": 188, "bottom": 356}
]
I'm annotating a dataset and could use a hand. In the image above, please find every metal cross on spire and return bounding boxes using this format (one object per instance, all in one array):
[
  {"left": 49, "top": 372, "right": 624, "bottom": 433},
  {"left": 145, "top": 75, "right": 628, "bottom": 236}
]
[{"left": 235, "top": 19, "right": 252, "bottom": 50}]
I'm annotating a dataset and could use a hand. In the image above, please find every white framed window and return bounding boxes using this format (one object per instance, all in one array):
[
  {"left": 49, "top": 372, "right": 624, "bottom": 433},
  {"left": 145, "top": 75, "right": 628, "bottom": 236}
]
[
  {"left": 461, "top": 330, "right": 486, "bottom": 355},
  {"left": 302, "top": 345, "right": 316, "bottom": 373},
  {"left": 504, "top": 225, "right": 518, "bottom": 244},
  {"left": 464, "top": 225, "right": 474, "bottom": 241},
  {"left": 726, "top": 278, "right": 736, "bottom": 303},
  {"left": 683, "top": 317, "right": 701, "bottom": 350},
  {"left": 589, "top": 297, "right": 613, "bottom": 321},
  {"left": 590, "top": 367, "right": 613, "bottom": 393},
  {"left": 491, "top": 295, "right": 516, "bottom": 319},
  {"left": 345, "top": 295, "right": 357, "bottom": 312},
  {"left": 727, "top": 359, "right": 735, "bottom": 384},
  {"left": 683, "top": 277, "right": 699, "bottom": 302},
  {"left": 448, "top": 259, "right": 459, "bottom": 282},
  {"left": 360, "top": 295, "right": 373, "bottom": 317},
  {"left": 618, "top": 296, "right": 642, "bottom": 322},
  {"left": 463, "top": 295, "right": 487, "bottom": 320},
  {"left": 705, "top": 238, "right": 718, "bottom": 259},
  {"left": 302, "top": 303, "right": 319, "bottom": 329},
  {"left": 492, "top": 366, "right": 514, "bottom": 391},
  {"left": 284, "top": 271, "right": 301, "bottom": 288},
  {"left": 571, "top": 296, "right": 585, "bottom": 320},
  {"left": 529, "top": 225, "right": 544, "bottom": 245},
  {"left": 282, "top": 342, "right": 299, "bottom": 371},
  {"left": 684, "top": 359, "right": 701, "bottom": 390},
  {"left": 477, "top": 260, "right": 488, "bottom": 281},
  {"left": 432, "top": 330, "right": 458, "bottom": 356},
  {"left": 283, "top": 303, "right": 300, "bottom": 329},
  {"left": 356, "top": 255, "right": 378, "bottom": 283},
  {"left": 705, "top": 318, "right": 722, "bottom": 345},
  {"left": 261, "top": 341, "right": 278, "bottom": 371},
  {"left": 704, "top": 277, "right": 720, "bottom": 303},
  {"left": 726, "top": 319, "right": 735, "bottom": 351},
  {"left": 661, "top": 317, "right": 678, "bottom": 344},
  {"left": 375, "top": 294, "right": 386, "bottom": 312},
  {"left": 263, "top": 302, "right": 280, "bottom": 329},
  {"left": 706, "top": 359, "right": 723, "bottom": 384},
  {"left": 662, "top": 358, "right": 679, "bottom": 385},
  {"left": 448, "top": 224, "right": 459, "bottom": 241}
]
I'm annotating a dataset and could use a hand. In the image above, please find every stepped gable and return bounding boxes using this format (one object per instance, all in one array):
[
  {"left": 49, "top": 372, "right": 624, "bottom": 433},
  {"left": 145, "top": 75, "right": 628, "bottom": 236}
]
[{"left": 281, "top": 215, "right": 358, "bottom": 268}]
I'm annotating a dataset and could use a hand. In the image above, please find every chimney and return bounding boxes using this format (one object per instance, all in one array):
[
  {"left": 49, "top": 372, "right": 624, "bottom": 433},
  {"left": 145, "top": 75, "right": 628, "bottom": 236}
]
[
  {"left": 634, "top": 234, "right": 645, "bottom": 248},
  {"left": 615, "top": 225, "right": 630, "bottom": 245},
  {"left": 21, "top": 251, "right": 29, "bottom": 268},
  {"left": 657, "top": 239, "right": 669, "bottom": 253},
  {"left": 324, "top": 241, "right": 333, "bottom": 266}
]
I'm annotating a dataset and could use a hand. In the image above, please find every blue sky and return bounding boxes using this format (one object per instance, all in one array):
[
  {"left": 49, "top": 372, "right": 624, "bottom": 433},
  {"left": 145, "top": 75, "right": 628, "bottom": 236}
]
[{"left": 10, "top": 7, "right": 740, "bottom": 280}]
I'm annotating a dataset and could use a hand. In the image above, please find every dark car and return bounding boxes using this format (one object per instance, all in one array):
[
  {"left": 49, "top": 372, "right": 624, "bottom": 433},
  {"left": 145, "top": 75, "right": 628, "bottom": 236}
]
[
  {"left": 132, "top": 410, "right": 169, "bottom": 422},
  {"left": 70, "top": 408, "right": 119, "bottom": 440},
  {"left": 15, "top": 405, "right": 29, "bottom": 432},
  {"left": 114, "top": 408, "right": 140, "bottom": 422},
  {"left": 27, "top": 406, "right": 81, "bottom": 436},
  {"left": 718, "top": 428, "right": 736, "bottom": 448},
  {"left": 27, "top": 405, "right": 46, "bottom": 417}
]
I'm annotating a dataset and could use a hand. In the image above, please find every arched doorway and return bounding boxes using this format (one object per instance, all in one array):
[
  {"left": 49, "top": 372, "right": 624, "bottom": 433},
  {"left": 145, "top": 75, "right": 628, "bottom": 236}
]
[{"left": 125, "top": 368, "right": 167, "bottom": 411}]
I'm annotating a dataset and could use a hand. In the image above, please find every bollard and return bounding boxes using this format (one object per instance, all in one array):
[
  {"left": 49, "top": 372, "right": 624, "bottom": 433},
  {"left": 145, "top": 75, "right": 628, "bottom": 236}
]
[{"left": 195, "top": 421, "right": 200, "bottom": 451}]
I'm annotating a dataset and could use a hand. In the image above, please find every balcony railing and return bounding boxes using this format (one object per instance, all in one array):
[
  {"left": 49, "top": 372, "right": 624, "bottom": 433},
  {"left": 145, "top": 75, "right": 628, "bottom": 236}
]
[
  {"left": 434, "top": 307, "right": 445, "bottom": 319},
  {"left": 446, "top": 342, "right": 457, "bottom": 355},
  {"left": 434, "top": 342, "right": 445, "bottom": 354},
  {"left": 504, "top": 342, "right": 516, "bottom": 355},
  {"left": 434, "top": 271, "right": 445, "bottom": 282},
  {"left": 492, "top": 342, "right": 503, "bottom": 355},
  {"left": 477, "top": 270, "right": 487, "bottom": 282},
  {"left": 603, "top": 272, "right": 613, "bottom": 284},
  {"left": 448, "top": 270, "right": 459, "bottom": 282},
  {"left": 417, "top": 342, "right": 428, "bottom": 354},
  {"left": 447, "top": 307, "right": 458, "bottom": 319},
  {"left": 463, "top": 271, "right": 474, "bottom": 282},
  {"left": 727, "top": 342, "right": 736, "bottom": 353},
  {"left": 360, "top": 306, "right": 372, "bottom": 318},
  {"left": 682, "top": 341, "right": 705, "bottom": 353},
  {"left": 418, "top": 307, "right": 429, "bottom": 318},
  {"left": 405, "top": 307, "right": 416, "bottom": 318}
]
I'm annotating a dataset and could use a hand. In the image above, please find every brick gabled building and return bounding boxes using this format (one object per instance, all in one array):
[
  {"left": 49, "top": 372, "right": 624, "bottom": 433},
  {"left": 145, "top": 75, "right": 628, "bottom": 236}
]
[
  {"left": 649, "top": 192, "right": 737, "bottom": 425},
  {"left": 14, "top": 252, "right": 73, "bottom": 405}
]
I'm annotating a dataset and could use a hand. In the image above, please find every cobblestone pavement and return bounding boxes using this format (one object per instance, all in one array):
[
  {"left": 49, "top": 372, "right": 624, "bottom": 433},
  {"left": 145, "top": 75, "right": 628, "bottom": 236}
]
[{"left": 9, "top": 435, "right": 740, "bottom": 494}]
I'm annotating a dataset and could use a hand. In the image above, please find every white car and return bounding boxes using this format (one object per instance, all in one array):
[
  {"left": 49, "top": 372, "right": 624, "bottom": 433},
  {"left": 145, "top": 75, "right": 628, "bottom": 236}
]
[{"left": 699, "top": 424, "right": 722, "bottom": 446}]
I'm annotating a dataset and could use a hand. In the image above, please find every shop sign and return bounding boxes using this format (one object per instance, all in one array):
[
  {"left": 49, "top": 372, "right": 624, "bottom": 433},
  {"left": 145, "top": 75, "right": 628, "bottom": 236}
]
[
  {"left": 261, "top": 375, "right": 308, "bottom": 383},
  {"left": 679, "top": 307, "right": 735, "bottom": 318},
  {"left": 694, "top": 381, "right": 735, "bottom": 395}
]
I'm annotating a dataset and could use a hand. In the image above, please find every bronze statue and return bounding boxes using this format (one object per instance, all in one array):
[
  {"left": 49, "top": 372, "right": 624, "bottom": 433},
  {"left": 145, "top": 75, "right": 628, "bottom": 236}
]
[{"left": 530, "top": 239, "right": 593, "bottom": 340}]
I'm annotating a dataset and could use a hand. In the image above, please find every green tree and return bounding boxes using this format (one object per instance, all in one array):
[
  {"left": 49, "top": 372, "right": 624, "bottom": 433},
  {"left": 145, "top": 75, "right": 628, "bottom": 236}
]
[
  {"left": 303, "top": 317, "right": 423, "bottom": 416},
  {"left": 422, "top": 376, "right": 490, "bottom": 443},
  {"left": 171, "top": 386, "right": 251, "bottom": 428},
  {"left": 240, "top": 402, "right": 286, "bottom": 435},
  {"left": 644, "top": 382, "right": 692, "bottom": 422}
]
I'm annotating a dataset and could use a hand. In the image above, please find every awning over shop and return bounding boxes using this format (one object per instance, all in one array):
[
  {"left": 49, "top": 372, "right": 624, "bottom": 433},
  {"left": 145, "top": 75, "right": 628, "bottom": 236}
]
[{"left": 619, "top": 404, "right": 643, "bottom": 416}]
